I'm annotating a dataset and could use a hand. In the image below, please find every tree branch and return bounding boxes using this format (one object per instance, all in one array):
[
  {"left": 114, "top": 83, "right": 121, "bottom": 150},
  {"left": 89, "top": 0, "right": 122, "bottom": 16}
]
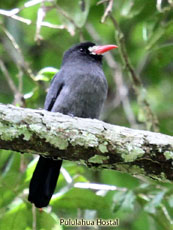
[{"left": 0, "top": 103, "right": 173, "bottom": 182}]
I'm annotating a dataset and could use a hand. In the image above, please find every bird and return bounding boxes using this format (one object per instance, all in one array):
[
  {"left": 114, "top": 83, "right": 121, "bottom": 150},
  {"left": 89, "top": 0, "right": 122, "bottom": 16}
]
[{"left": 28, "top": 41, "right": 118, "bottom": 208}]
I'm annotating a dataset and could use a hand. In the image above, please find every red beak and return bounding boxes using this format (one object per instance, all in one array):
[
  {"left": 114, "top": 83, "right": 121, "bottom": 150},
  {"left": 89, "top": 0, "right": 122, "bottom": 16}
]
[{"left": 91, "top": 44, "right": 118, "bottom": 55}]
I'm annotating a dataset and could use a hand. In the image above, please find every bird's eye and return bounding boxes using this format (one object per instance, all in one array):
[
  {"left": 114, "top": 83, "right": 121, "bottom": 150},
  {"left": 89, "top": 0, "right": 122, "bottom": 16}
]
[{"left": 79, "top": 48, "right": 84, "bottom": 52}]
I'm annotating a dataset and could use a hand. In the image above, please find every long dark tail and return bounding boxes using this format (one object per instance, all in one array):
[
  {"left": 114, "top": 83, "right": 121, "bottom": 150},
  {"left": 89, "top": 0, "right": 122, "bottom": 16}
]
[{"left": 28, "top": 156, "right": 62, "bottom": 208}]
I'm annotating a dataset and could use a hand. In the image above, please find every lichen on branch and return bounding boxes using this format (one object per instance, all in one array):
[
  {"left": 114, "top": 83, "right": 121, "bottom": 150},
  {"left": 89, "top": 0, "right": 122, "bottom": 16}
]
[{"left": 0, "top": 103, "right": 173, "bottom": 182}]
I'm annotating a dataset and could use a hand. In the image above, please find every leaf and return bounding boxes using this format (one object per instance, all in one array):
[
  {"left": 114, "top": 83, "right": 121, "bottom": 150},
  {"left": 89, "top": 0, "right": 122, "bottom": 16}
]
[
  {"left": 144, "top": 191, "right": 166, "bottom": 214},
  {"left": 35, "top": 67, "right": 58, "bottom": 81},
  {"left": 51, "top": 187, "right": 109, "bottom": 210},
  {"left": 146, "top": 26, "right": 165, "bottom": 50},
  {"left": 24, "top": 157, "right": 38, "bottom": 183},
  {"left": 121, "top": 0, "right": 145, "bottom": 18},
  {"left": 57, "top": 0, "right": 90, "bottom": 32},
  {"left": 0, "top": 202, "right": 62, "bottom": 230},
  {"left": 121, "top": 190, "right": 136, "bottom": 211},
  {"left": 113, "top": 190, "right": 136, "bottom": 212},
  {"left": 25, "top": 86, "right": 45, "bottom": 109},
  {"left": 168, "top": 195, "right": 173, "bottom": 208},
  {"left": 112, "top": 191, "right": 127, "bottom": 212},
  {"left": 0, "top": 151, "right": 13, "bottom": 177},
  {"left": 63, "top": 161, "right": 86, "bottom": 177},
  {"left": 37, "top": 210, "right": 62, "bottom": 230},
  {"left": 0, "top": 154, "right": 25, "bottom": 208},
  {"left": 146, "top": 21, "right": 173, "bottom": 50},
  {"left": 122, "top": 0, "right": 156, "bottom": 23},
  {"left": 0, "top": 203, "right": 32, "bottom": 230}
]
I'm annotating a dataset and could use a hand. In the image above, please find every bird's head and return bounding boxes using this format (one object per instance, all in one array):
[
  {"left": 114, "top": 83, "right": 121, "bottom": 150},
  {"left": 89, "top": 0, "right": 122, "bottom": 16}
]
[{"left": 62, "top": 42, "right": 118, "bottom": 65}]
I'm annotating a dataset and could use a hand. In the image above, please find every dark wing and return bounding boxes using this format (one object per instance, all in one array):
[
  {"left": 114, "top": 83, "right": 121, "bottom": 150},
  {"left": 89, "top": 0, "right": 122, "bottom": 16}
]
[{"left": 44, "top": 71, "right": 64, "bottom": 111}]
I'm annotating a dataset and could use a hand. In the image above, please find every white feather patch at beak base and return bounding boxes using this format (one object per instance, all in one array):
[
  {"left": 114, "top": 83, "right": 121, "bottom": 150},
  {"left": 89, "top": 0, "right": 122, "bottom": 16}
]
[{"left": 88, "top": 46, "right": 101, "bottom": 55}]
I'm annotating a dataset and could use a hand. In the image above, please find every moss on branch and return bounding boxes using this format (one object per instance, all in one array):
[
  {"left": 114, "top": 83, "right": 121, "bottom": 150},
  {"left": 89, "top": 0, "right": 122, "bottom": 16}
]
[{"left": 0, "top": 103, "right": 173, "bottom": 182}]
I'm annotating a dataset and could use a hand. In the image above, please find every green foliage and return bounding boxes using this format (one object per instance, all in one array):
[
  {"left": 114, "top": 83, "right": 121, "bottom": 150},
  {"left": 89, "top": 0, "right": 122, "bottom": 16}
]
[
  {"left": 0, "top": 0, "right": 173, "bottom": 229},
  {"left": 0, "top": 202, "right": 62, "bottom": 230},
  {"left": 51, "top": 188, "right": 110, "bottom": 210},
  {"left": 58, "top": 0, "right": 90, "bottom": 30},
  {"left": 35, "top": 67, "right": 59, "bottom": 81}
]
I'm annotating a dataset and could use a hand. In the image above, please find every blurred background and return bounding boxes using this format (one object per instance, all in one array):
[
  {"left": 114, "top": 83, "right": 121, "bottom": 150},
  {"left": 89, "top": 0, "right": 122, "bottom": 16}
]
[{"left": 0, "top": 0, "right": 173, "bottom": 229}]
